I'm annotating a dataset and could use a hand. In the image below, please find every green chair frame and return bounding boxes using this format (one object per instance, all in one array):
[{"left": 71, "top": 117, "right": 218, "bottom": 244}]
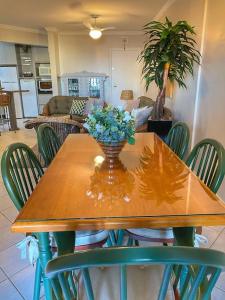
[
  {"left": 186, "top": 138, "right": 225, "bottom": 193},
  {"left": 37, "top": 123, "right": 61, "bottom": 167},
  {"left": 1, "top": 143, "right": 75, "bottom": 300},
  {"left": 166, "top": 121, "right": 190, "bottom": 160},
  {"left": 46, "top": 246, "right": 225, "bottom": 300}
]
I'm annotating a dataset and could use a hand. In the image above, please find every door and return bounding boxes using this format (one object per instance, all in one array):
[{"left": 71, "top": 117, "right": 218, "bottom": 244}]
[
  {"left": 111, "top": 49, "right": 141, "bottom": 106},
  {"left": 20, "top": 79, "right": 38, "bottom": 117},
  {"left": 0, "top": 66, "right": 23, "bottom": 118}
]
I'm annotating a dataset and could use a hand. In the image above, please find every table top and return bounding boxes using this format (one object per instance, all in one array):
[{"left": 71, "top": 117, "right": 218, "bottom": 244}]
[{"left": 12, "top": 133, "right": 225, "bottom": 233}]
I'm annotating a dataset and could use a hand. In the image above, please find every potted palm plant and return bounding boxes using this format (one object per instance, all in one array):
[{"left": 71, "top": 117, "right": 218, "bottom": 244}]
[{"left": 139, "top": 17, "right": 201, "bottom": 136}]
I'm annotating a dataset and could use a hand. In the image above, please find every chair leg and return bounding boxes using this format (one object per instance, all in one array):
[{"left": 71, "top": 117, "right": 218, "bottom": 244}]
[
  {"left": 120, "top": 265, "right": 127, "bottom": 300},
  {"left": 33, "top": 258, "right": 42, "bottom": 300},
  {"left": 82, "top": 268, "right": 94, "bottom": 300},
  {"left": 37, "top": 232, "right": 53, "bottom": 300},
  {"left": 106, "top": 236, "right": 113, "bottom": 247},
  {"left": 109, "top": 230, "right": 116, "bottom": 246},
  {"left": 127, "top": 237, "right": 133, "bottom": 246}
]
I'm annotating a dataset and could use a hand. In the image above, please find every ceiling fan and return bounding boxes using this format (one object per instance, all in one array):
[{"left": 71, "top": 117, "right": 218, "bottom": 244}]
[{"left": 84, "top": 15, "right": 115, "bottom": 39}]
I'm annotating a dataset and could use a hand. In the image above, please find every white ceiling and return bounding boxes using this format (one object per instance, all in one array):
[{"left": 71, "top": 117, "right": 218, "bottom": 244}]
[{"left": 0, "top": 0, "right": 169, "bottom": 32}]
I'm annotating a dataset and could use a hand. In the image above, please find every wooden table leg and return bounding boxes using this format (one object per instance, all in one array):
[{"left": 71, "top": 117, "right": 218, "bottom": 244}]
[
  {"left": 173, "top": 227, "right": 195, "bottom": 247},
  {"left": 37, "top": 232, "right": 53, "bottom": 300},
  {"left": 8, "top": 92, "right": 18, "bottom": 131}
]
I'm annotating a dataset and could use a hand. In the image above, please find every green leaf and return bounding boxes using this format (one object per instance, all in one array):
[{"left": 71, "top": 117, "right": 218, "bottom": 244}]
[
  {"left": 138, "top": 17, "right": 200, "bottom": 92},
  {"left": 128, "top": 137, "right": 135, "bottom": 145}
]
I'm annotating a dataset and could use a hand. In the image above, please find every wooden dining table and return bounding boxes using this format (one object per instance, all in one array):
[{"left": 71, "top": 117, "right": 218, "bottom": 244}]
[{"left": 11, "top": 133, "right": 225, "bottom": 299}]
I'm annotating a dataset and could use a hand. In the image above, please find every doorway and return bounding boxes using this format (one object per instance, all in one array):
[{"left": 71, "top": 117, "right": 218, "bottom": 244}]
[{"left": 111, "top": 48, "right": 141, "bottom": 106}]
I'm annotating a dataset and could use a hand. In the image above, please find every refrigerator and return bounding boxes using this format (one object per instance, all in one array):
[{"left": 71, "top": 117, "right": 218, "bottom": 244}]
[
  {"left": 0, "top": 66, "right": 23, "bottom": 118},
  {"left": 20, "top": 79, "right": 38, "bottom": 117}
]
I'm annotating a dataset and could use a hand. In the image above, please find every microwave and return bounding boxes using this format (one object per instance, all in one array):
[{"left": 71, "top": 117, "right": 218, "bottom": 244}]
[
  {"left": 39, "top": 64, "right": 51, "bottom": 76},
  {"left": 38, "top": 80, "right": 52, "bottom": 93}
]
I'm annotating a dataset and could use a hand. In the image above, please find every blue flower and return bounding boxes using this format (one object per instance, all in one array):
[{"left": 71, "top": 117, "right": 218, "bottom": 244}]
[
  {"left": 85, "top": 105, "right": 135, "bottom": 144},
  {"left": 83, "top": 123, "right": 90, "bottom": 130}
]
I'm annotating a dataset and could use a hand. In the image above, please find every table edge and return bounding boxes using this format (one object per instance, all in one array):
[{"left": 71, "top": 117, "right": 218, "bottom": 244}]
[{"left": 11, "top": 214, "right": 225, "bottom": 233}]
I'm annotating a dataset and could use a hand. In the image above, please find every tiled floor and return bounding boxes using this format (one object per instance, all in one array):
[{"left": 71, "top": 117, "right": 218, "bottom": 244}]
[{"left": 0, "top": 123, "right": 225, "bottom": 299}]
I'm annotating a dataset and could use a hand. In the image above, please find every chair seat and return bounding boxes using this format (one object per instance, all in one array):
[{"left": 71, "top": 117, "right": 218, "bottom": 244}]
[
  {"left": 126, "top": 228, "right": 174, "bottom": 243},
  {"left": 75, "top": 230, "right": 109, "bottom": 247},
  {"left": 50, "top": 230, "right": 109, "bottom": 250}
]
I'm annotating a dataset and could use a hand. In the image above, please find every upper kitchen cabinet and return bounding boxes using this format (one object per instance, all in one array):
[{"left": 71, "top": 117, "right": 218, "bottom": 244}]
[
  {"left": 0, "top": 42, "right": 17, "bottom": 65},
  {"left": 15, "top": 44, "right": 50, "bottom": 78},
  {"left": 32, "top": 46, "right": 49, "bottom": 64},
  {"left": 32, "top": 46, "right": 51, "bottom": 78},
  {"left": 15, "top": 44, "right": 33, "bottom": 77}
]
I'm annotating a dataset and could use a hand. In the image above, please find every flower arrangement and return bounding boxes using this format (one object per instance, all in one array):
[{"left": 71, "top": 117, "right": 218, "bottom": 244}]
[{"left": 84, "top": 106, "right": 135, "bottom": 144}]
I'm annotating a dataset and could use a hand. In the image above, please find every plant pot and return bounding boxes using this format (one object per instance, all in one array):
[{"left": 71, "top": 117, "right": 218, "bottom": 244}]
[
  {"left": 98, "top": 140, "right": 126, "bottom": 163},
  {"left": 148, "top": 119, "right": 172, "bottom": 138}
]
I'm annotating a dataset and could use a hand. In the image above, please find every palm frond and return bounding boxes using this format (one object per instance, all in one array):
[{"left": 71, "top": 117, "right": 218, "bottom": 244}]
[{"left": 139, "top": 17, "right": 201, "bottom": 91}]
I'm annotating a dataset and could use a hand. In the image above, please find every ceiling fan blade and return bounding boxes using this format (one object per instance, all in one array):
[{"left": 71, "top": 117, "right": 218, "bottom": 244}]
[
  {"left": 101, "top": 27, "right": 116, "bottom": 31},
  {"left": 65, "top": 21, "right": 83, "bottom": 26},
  {"left": 83, "top": 20, "right": 93, "bottom": 30}
]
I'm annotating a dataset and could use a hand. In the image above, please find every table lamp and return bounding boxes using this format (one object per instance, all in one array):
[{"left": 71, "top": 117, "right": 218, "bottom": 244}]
[
  {"left": 120, "top": 90, "right": 134, "bottom": 101},
  {"left": 120, "top": 90, "right": 133, "bottom": 110}
]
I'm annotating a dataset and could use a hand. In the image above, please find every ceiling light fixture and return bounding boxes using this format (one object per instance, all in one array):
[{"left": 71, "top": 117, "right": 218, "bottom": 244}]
[{"left": 89, "top": 29, "right": 102, "bottom": 39}]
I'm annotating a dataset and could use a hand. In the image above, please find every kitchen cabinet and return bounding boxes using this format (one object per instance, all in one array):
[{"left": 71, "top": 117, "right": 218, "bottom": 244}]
[{"left": 60, "top": 71, "right": 107, "bottom": 100}]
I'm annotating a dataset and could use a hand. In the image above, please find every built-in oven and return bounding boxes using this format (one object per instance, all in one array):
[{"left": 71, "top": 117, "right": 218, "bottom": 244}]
[
  {"left": 38, "top": 64, "right": 51, "bottom": 76},
  {"left": 37, "top": 79, "right": 52, "bottom": 94}
]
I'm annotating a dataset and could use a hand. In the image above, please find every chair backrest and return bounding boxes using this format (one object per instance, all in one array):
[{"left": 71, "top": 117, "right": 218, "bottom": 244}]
[
  {"left": 1, "top": 143, "right": 44, "bottom": 210},
  {"left": 0, "top": 92, "right": 10, "bottom": 107},
  {"left": 37, "top": 123, "right": 61, "bottom": 167},
  {"left": 186, "top": 138, "right": 225, "bottom": 193},
  {"left": 46, "top": 246, "right": 225, "bottom": 300},
  {"left": 166, "top": 122, "right": 190, "bottom": 160}
]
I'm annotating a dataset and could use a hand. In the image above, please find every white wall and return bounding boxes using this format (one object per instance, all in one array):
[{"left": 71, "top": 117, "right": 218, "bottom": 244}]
[
  {"left": 193, "top": 0, "right": 225, "bottom": 198},
  {"left": 160, "top": 0, "right": 205, "bottom": 135},
  {"left": 162, "top": 0, "right": 225, "bottom": 199},
  {"left": 58, "top": 34, "right": 144, "bottom": 75},
  {"left": 0, "top": 26, "right": 48, "bottom": 46},
  {"left": 57, "top": 33, "right": 158, "bottom": 101}
]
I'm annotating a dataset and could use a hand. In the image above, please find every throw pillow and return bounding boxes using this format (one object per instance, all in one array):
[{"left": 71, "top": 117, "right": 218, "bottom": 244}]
[
  {"left": 84, "top": 97, "right": 104, "bottom": 114},
  {"left": 131, "top": 106, "right": 153, "bottom": 128},
  {"left": 70, "top": 99, "right": 86, "bottom": 116}
]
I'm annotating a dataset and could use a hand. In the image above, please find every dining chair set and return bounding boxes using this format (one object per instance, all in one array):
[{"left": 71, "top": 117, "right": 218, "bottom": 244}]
[{"left": 2, "top": 121, "right": 225, "bottom": 299}]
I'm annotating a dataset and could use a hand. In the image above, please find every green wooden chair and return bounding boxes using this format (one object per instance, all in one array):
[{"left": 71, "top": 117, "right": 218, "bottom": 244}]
[
  {"left": 36, "top": 124, "right": 112, "bottom": 249},
  {"left": 1, "top": 143, "right": 76, "bottom": 300},
  {"left": 186, "top": 138, "right": 225, "bottom": 193},
  {"left": 37, "top": 123, "right": 61, "bottom": 167},
  {"left": 46, "top": 246, "right": 225, "bottom": 300},
  {"left": 166, "top": 121, "right": 190, "bottom": 160},
  {"left": 121, "top": 138, "right": 225, "bottom": 247},
  {"left": 0, "top": 143, "right": 109, "bottom": 299}
]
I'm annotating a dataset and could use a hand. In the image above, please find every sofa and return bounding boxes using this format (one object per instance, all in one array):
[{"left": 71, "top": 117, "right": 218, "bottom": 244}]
[{"left": 42, "top": 95, "right": 155, "bottom": 132}]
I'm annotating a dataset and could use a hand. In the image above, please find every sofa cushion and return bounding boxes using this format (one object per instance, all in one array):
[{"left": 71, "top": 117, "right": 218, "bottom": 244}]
[
  {"left": 138, "top": 96, "right": 155, "bottom": 108},
  {"left": 48, "top": 96, "right": 89, "bottom": 115},
  {"left": 70, "top": 99, "right": 86, "bottom": 116},
  {"left": 132, "top": 106, "right": 153, "bottom": 128},
  {"left": 48, "top": 96, "right": 73, "bottom": 114}
]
